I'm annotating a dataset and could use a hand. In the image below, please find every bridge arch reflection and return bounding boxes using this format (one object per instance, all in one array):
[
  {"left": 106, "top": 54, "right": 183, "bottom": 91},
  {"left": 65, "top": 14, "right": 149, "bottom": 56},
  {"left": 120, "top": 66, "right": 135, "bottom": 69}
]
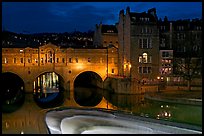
[
  {"left": 73, "top": 71, "right": 104, "bottom": 107},
  {"left": 33, "top": 71, "right": 65, "bottom": 108},
  {"left": 2, "top": 72, "right": 25, "bottom": 113}
]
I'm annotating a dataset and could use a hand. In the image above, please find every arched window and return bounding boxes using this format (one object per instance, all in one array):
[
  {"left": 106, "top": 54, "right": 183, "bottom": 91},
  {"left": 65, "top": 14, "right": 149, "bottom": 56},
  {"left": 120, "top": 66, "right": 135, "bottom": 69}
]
[
  {"left": 143, "top": 53, "right": 148, "bottom": 63},
  {"left": 46, "top": 50, "right": 54, "bottom": 63}
]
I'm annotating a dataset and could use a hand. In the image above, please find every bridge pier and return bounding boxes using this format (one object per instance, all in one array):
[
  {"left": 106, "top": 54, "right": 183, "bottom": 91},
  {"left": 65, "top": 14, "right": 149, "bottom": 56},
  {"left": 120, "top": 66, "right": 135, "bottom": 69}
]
[
  {"left": 62, "top": 80, "right": 81, "bottom": 107},
  {"left": 24, "top": 81, "right": 33, "bottom": 94}
]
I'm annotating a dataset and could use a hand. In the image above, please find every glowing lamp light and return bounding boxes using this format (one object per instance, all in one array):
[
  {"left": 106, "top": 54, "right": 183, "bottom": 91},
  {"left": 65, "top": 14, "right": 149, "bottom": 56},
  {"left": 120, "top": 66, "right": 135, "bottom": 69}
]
[
  {"left": 129, "top": 64, "right": 131, "bottom": 68},
  {"left": 157, "top": 76, "right": 160, "bottom": 80}
]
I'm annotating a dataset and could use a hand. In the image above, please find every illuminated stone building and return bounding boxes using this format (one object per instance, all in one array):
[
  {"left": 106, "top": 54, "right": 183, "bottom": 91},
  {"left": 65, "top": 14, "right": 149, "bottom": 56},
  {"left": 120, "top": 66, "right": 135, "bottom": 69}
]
[
  {"left": 2, "top": 7, "right": 202, "bottom": 98},
  {"left": 117, "top": 7, "right": 160, "bottom": 83},
  {"left": 2, "top": 43, "right": 118, "bottom": 103}
]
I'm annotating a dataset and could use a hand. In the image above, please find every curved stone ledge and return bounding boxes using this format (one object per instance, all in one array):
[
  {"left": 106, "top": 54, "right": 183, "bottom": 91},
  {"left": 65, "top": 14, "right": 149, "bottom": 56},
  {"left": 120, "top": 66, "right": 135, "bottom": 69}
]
[{"left": 144, "top": 93, "right": 202, "bottom": 106}]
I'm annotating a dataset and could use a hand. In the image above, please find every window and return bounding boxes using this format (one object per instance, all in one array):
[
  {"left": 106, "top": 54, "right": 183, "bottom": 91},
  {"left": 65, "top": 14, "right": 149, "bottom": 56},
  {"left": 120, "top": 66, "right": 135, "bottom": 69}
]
[
  {"left": 69, "top": 58, "right": 72, "bottom": 63},
  {"left": 143, "top": 39, "right": 147, "bottom": 48},
  {"left": 138, "top": 67, "right": 152, "bottom": 74},
  {"left": 14, "top": 58, "right": 16, "bottom": 63},
  {"left": 143, "top": 67, "right": 148, "bottom": 73},
  {"left": 88, "top": 58, "right": 91, "bottom": 62},
  {"left": 161, "top": 67, "right": 172, "bottom": 75},
  {"left": 139, "top": 56, "right": 143, "bottom": 63},
  {"left": 28, "top": 58, "right": 31, "bottom": 63},
  {"left": 62, "top": 58, "right": 65, "bottom": 63},
  {"left": 139, "top": 67, "right": 142, "bottom": 73},
  {"left": 56, "top": 58, "right": 59, "bottom": 63},
  {"left": 139, "top": 39, "right": 142, "bottom": 48},
  {"left": 148, "top": 39, "right": 152, "bottom": 48},
  {"left": 21, "top": 58, "right": 23, "bottom": 63},
  {"left": 112, "top": 69, "right": 114, "bottom": 74},
  {"left": 139, "top": 39, "right": 151, "bottom": 49},
  {"left": 35, "top": 59, "right": 38, "bottom": 63},
  {"left": 148, "top": 67, "right": 152, "bottom": 73},
  {"left": 139, "top": 53, "right": 151, "bottom": 63},
  {"left": 47, "top": 51, "right": 53, "bottom": 63},
  {"left": 193, "top": 45, "right": 198, "bottom": 51},
  {"left": 160, "top": 38, "right": 165, "bottom": 47},
  {"left": 4, "top": 58, "right": 8, "bottom": 63},
  {"left": 41, "top": 58, "right": 43, "bottom": 63},
  {"left": 76, "top": 58, "right": 78, "bottom": 63},
  {"left": 143, "top": 53, "right": 148, "bottom": 63},
  {"left": 162, "top": 52, "right": 169, "bottom": 58}
]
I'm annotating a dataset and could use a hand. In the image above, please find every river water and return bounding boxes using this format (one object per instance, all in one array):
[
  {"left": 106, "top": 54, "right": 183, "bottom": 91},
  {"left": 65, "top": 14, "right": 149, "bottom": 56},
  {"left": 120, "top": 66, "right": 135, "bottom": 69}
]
[
  {"left": 2, "top": 86, "right": 202, "bottom": 129},
  {"left": 74, "top": 87, "right": 202, "bottom": 127}
]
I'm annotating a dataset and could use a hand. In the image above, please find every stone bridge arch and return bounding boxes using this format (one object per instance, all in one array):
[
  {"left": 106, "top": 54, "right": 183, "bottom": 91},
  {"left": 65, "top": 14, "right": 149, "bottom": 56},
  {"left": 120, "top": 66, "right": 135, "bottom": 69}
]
[{"left": 2, "top": 71, "right": 25, "bottom": 85}]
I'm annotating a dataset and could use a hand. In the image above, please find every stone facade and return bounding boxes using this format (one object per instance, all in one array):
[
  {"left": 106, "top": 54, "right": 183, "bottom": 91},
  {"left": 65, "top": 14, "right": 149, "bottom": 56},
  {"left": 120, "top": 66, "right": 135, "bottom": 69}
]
[
  {"left": 2, "top": 7, "right": 202, "bottom": 96},
  {"left": 2, "top": 43, "right": 119, "bottom": 98},
  {"left": 117, "top": 7, "right": 160, "bottom": 83}
]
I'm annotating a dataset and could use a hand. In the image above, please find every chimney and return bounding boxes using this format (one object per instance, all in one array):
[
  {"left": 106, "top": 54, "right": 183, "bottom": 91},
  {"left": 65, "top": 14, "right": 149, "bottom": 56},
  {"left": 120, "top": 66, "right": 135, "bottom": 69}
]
[
  {"left": 148, "top": 8, "right": 156, "bottom": 15},
  {"left": 119, "top": 9, "right": 124, "bottom": 16},
  {"left": 148, "top": 8, "right": 157, "bottom": 20},
  {"left": 126, "top": 6, "right": 130, "bottom": 14}
]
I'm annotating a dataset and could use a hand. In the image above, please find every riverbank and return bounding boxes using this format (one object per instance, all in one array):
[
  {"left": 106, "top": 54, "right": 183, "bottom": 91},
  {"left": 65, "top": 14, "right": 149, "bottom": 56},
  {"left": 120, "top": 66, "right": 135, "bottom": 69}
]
[{"left": 144, "top": 90, "right": 202, "bottom": 106}]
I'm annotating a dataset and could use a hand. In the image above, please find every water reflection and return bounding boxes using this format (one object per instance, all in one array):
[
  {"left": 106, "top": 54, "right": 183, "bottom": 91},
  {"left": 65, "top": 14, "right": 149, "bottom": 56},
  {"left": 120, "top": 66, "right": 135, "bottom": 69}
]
[
  {"left": 2, "top": 73, "right": 25, "bottom": 113},
  {"left": 33, "top": 72, "right": 64, "bottom": 108},
  {"left": 74, "top": 87, "right": 103, "bottom": 107},
  {"left": 100, "top": 89, "right": 202, "bottom": 127}
]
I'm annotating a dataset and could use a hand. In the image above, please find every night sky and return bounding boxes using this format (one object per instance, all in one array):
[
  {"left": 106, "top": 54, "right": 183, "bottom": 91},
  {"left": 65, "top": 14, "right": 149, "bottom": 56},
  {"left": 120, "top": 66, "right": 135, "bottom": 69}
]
[{"left": 2, "top": 2, "right": 202, "bottom": 34}]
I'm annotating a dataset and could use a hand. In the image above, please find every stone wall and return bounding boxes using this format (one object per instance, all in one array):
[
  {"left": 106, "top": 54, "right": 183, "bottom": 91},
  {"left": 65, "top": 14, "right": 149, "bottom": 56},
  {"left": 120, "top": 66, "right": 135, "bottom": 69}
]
[{"left": 104, "top": 77, "right": 158, "bottom": 94}]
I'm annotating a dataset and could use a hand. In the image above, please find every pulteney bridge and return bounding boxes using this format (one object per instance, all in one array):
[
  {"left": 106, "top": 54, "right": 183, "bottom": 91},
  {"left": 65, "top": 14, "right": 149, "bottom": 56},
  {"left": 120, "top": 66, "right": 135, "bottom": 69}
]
[{"left": 2, "top": 43, "right": 118, "bottom": 104}]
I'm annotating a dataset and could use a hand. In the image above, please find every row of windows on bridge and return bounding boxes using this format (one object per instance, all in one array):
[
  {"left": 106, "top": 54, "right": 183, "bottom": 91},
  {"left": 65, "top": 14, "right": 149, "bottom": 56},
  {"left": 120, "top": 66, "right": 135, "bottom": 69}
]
[
  {"left": 3, "top": 53, "right": 157, "bottom": 64},
  {"left": 3, "top": 57, "right": 117, "bottom": 64}
]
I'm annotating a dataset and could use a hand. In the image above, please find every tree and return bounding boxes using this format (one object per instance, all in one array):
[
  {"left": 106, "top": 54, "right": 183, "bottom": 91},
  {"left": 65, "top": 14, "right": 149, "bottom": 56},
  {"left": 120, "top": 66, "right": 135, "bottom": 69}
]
[{"left": 173, "top": 30, "right": 202, "bottom": 91}]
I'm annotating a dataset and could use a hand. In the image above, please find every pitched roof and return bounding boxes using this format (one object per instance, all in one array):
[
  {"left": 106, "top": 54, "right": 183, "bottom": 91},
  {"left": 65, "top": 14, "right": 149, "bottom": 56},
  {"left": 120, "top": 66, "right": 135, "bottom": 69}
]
[
  {"left": 129, "top": 12, "right": 157, "bottom": 23},
  {"left": 101, "top": 25, "right": 118, "bottom": 33}
]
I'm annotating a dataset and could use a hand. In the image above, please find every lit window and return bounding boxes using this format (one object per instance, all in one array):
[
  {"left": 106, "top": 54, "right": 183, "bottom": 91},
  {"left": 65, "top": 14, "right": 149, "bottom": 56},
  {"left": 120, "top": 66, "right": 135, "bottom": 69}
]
[
  {"left": 35, "top": 59, "right": 38, "bottom": 63},
  {"left": 143, "top": 53, "right": 148, "bottom": 63},
  {"left": 4, "top": 58, "right": 8, "bottom": 63},
  {"left": 139, "top": 56, "right": 142, "bottom": 63}
]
